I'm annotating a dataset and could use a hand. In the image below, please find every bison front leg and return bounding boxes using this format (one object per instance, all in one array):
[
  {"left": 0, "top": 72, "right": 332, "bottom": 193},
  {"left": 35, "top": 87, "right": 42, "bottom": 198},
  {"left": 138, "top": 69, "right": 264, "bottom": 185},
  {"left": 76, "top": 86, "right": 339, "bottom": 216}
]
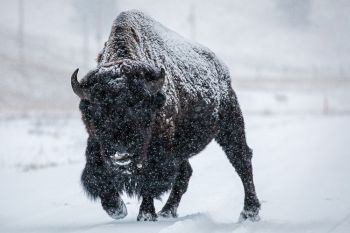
[
  {"left": 137, "top": 196, "right": 157, "bottom": 221},
  {"left": 81, "top": 137, "right": 127, "bottom": 220},
  {"left": 158, "top": 160, "right": 193, "bottom": 218},
  {"left": 100, "top": 192, "right": 127, "bottom": 220}
]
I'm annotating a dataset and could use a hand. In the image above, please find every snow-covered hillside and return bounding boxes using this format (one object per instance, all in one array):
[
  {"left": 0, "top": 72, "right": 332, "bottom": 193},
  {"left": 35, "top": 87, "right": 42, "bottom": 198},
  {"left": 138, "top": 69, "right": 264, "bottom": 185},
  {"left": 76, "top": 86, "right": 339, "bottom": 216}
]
[{"left": 0, "top": 114, "right": 349, "bottom": 233}]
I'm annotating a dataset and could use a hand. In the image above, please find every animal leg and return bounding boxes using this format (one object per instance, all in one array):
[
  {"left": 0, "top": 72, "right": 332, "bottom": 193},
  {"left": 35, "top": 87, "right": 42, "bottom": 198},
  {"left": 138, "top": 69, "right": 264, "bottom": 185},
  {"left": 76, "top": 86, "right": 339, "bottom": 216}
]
[
  {"left": 137, "top": 196, "right": 157, "bottom": 221},
  {"left": 100, "top": 192, "right": 127, "bottom": 220},
  {"left": 215, "top": 91, "right": 261, "bottom": 221},
  {"left": 158, "top": 160, "right": 193, "bottom": 218}
]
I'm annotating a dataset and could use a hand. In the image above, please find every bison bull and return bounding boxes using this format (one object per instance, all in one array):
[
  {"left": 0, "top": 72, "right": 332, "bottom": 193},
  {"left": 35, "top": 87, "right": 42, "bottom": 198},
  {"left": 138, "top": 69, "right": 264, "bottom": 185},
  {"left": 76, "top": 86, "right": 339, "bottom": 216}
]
[{"left": 71, "top": 10, "right": 260, "bottom": 221}]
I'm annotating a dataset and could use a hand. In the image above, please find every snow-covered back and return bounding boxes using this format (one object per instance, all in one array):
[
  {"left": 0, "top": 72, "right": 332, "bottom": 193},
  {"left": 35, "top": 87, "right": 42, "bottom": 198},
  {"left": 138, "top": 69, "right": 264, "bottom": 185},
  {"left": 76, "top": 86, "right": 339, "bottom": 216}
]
[{"left": 97, "top": 10, "right": 230, "bottom": 119}]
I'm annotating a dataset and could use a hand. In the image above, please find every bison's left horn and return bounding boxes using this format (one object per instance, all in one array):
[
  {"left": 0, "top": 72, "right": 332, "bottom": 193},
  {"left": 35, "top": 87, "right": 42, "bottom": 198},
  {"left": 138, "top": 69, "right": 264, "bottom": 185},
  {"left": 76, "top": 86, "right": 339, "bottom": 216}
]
[
  {"left": 71, "top": 68, "right": 83, "bottom": 99},
  {"left": 71, "top": 68, "right": 86, "bottom": 99}
]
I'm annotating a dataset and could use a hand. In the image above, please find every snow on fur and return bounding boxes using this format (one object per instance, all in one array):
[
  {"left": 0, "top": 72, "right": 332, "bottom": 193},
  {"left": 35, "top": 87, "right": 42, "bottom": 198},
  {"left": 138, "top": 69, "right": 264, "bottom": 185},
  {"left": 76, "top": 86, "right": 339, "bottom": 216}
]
[{"left": 76, "top": 10, "right": 260, "bottom": 222}]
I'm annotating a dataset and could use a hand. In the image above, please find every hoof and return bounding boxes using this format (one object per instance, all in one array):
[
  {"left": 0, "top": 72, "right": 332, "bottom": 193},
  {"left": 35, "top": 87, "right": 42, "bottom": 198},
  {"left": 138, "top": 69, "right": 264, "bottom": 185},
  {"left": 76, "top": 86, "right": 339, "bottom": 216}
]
[
  {"left": 239, "top": 209, "right": 260, "bottom": 222},
  {"left": 137, "top": 211, "right": 157, "bottom": 221},
  {"left": 101, "top": 196, "right": 128, "bottom": 220},
  {"left": 158, "top": 206, "right": 178, "bottom": 218}
]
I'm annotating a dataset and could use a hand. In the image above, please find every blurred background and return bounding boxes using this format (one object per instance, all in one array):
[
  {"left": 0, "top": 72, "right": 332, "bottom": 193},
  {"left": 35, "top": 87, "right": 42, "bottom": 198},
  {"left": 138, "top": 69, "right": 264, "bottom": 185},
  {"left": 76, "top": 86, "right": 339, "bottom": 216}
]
[
  {"left": 1, "top": 1, "right": 350, "bottom": 232},
  {"left": 1, "top": 0, "right": 349, "bottom": 113}
]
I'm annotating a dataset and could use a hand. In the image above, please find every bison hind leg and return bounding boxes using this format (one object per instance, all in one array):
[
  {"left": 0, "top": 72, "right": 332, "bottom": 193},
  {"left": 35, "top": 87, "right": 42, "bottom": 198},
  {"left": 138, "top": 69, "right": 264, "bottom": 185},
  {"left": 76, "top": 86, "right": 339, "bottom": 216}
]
[{"left": 215, "top": 91, "right": 260, "bottom": 221}]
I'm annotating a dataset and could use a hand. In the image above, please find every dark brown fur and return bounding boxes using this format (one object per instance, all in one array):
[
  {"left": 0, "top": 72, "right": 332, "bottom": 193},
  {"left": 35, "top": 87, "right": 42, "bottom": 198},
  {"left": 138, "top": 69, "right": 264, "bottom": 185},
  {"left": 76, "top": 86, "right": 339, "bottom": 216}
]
[{"left": 73, "top": 10, "right": 260, "bottom": 221}]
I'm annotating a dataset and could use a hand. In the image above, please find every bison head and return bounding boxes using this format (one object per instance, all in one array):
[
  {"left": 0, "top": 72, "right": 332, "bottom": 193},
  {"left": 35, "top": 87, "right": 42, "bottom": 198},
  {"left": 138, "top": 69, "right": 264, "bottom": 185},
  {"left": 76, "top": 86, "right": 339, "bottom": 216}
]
[{"left": 71, "top": 60, "right": 166, "bottom": 168}]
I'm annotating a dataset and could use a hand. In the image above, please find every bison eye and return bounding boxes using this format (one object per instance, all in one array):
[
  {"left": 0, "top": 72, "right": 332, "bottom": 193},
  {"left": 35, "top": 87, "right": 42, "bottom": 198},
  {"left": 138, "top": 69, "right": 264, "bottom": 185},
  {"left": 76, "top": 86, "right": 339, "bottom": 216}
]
[{"left": 79, "top": 99, "right": 90, "bottom": 111}]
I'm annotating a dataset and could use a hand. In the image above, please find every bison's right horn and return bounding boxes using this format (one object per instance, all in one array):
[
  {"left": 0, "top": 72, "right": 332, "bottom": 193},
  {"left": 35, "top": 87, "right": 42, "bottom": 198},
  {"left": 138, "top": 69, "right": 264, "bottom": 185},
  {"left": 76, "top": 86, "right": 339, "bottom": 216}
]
[{"left": 71, "top": 68, "right": 90, "bottom": 100}]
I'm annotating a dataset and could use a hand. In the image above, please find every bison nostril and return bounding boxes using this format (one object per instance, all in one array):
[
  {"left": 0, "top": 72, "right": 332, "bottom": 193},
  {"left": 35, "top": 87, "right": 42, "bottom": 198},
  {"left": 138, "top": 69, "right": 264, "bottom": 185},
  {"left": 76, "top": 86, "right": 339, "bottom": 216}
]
[
  {"left": 113, "top": 152, "right": 130, "bottom": 160},
  {"left": 111, "top": 152, "right": 134, "bottom": 165},
  {"left": 111, "top": 152, "right": 132, "bottom": 166}
]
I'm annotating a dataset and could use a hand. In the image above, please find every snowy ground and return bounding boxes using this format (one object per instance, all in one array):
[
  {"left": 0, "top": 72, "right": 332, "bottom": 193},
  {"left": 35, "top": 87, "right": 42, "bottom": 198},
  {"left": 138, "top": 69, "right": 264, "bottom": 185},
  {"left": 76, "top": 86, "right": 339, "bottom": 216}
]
[{"left": 0, "top": 113, "right": 349, "bottom": 233}]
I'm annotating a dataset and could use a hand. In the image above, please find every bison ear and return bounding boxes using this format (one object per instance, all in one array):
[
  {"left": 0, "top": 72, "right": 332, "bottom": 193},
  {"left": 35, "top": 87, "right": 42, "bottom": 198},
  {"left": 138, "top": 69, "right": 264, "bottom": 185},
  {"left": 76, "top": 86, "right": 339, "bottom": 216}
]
[
  {"left": 149, "top": 67, "right": 165, "bottom": 82},
  {"left": 145, "top": 67, "right": 165, "bottom": 93},
  {"left": 145, "top": 68, "right": 165, "bottom": 81},
  {"left": 152, "top": 91, "right": 166, "bottom": 109}
]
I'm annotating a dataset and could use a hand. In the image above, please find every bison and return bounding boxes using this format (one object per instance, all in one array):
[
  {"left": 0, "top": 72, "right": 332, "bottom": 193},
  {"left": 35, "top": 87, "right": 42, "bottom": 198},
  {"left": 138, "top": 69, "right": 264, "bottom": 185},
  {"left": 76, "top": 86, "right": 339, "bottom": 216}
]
[{"left": 71, "top": 10, "right": 260, "bottom": 222}]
